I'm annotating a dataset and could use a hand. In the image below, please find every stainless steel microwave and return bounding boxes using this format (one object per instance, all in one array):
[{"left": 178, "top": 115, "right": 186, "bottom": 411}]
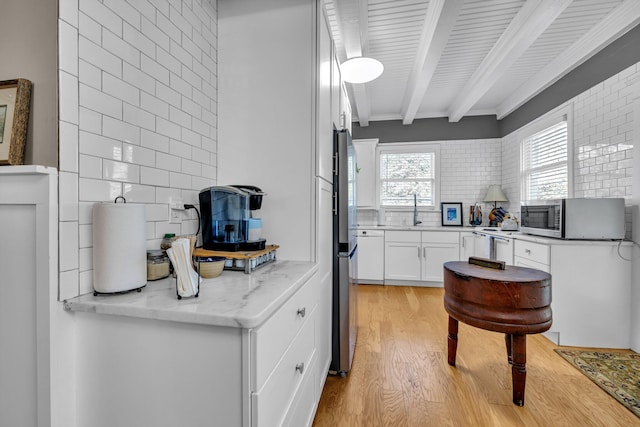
[{"left": 520, "top": 198, "right": 625, "bottom": 240}]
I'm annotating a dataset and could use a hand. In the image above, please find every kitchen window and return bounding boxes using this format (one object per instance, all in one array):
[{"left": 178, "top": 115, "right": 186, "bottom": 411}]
[
  {"left": 521, "top": 113, "right": 570, "bottom": 201},
  {"left": 378, "top": 143, "right": 439, "bottom": 208}
]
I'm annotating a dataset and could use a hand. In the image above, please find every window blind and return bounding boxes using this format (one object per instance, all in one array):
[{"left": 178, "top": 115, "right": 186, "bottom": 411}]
[
  {"left": 522, "top": 121, "right": 568, "bottom": 200},
  {"left": 379, "top": 151, "right": 435, "bottom": 207}
]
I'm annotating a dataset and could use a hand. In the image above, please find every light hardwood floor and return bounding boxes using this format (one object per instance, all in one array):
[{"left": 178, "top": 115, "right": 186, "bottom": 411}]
[{"left": 313, "top": 285, "right": 639, "bottom": 427}]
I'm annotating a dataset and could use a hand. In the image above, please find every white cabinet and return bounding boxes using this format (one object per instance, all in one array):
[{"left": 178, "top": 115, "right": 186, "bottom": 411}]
[
  {"left": 384, "top": 231, "right": 459, "bottom": 286},
  {"left": 384, "top": 231, "right": 422, "bottom": 281},
  {"left": 357, "top": 229, "right": 384, "bottom": 283},
  {"left": 316, "top": 7, "right": 333, "bottom": 182},
  {"left": 421, "top": 232, "right": 460, "bottom": 284},
  {"left": 514, "top": 240, "right": 549, "bottom": 272},
  {"left": 513, "top": 238, "right": 631, "bottom": 348},
  {"left": 251, "top": 274, "right": 320, "bottom": 427},
  {"left": 352, "top": 139, "right": 378, "bottom": 208},
  {"left": 459, "top": 231, "right": 475, "bottom": 261}
]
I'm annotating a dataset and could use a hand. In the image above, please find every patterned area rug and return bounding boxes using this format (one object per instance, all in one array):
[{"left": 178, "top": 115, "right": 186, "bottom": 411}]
[{"left": 555, "top": 349, "right": 640, "bottom": 418}]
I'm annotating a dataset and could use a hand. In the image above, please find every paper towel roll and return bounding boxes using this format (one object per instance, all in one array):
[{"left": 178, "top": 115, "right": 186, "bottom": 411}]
[{"left": 93, "top": 201, "right": 146, "bottom": 293}]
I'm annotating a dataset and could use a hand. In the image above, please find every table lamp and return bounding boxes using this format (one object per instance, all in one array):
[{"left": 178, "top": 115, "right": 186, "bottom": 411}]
[{"left": 483, "top": 185, "right": 508, "bottom": 226}]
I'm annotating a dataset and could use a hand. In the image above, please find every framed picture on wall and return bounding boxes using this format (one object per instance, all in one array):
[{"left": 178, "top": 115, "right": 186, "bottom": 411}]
[
  {"left": 441, "top": 202, "right": 463, "bottom": 226},
  {"left": 0, "top": 79, "right": 32, "bottom": 165}
]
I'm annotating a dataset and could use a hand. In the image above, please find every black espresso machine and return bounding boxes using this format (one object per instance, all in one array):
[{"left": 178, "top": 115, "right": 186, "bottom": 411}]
[{"left": 199, "top": 185, "right": 266, "bottom": 251}]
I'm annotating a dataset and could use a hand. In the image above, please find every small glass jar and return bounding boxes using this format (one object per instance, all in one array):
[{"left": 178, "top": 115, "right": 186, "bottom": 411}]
[{"left": 147, "top": 250, "right": 170, "bottom": 281}]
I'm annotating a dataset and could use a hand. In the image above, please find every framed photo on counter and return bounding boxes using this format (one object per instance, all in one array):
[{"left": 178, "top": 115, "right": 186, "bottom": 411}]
[
  {"left": 441, "top": 202, "right": 463, "bottom": 226},
  {"left": 0, "top": 79, "right": 32, "bottom": 165}
]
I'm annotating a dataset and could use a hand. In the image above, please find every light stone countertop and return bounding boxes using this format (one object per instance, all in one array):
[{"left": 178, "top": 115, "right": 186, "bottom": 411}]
[
  {"left": 64, "top": 260, "right": 318, "bottom": 329},
  {"left": 358, "top": 224, "right": 631, "bottom": 246}
]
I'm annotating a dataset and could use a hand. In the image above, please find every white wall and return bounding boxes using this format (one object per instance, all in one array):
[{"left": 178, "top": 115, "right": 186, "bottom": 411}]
[
  {"left": 502, "top": 61, "right": 640, "bottom": 350},
  {"left": 58, "top": 0, "right": 218, "bottom": 299},
  {"left": 360, "top": 138, "right": 503, "bottom": 227}
]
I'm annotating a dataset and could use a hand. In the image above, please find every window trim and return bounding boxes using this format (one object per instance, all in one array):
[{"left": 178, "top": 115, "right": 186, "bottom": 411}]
[
  {"left": 519, "top": 104, "right": 574, "bottom": 201},
  {"left": 376, "top": 142, "right": 441, "bottom": 210}
]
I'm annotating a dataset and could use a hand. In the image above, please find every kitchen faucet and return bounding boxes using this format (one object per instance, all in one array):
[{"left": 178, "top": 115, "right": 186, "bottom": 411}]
[{"left": 413, "top": 194, "right": 421, "bottom": 225}]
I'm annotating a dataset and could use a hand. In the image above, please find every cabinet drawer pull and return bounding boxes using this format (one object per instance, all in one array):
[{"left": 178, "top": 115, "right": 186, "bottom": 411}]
[
  {"left": 297, "top": 307, "right": 306, "bottom": 318},
  {"left": 296, "top": 362, "right": 305, "bottom": 374},
  {"left": 525, "top": 249, "right": 531, "bottom": 254}
]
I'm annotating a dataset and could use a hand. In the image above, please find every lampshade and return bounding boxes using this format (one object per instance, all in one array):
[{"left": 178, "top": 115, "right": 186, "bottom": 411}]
[
  {"left": 341, "top": 57, "right": 384, "bottom": 84},
  {"left": 483, "top": 185, "right": 508, "bottom": 203}
]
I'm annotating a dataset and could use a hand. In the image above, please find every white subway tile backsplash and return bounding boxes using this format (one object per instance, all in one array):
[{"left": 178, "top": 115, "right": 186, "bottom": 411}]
[
  {"left": 59, "top": 269, "right": 80, "bottom": 301},
  {"left": 156, "top": 47, "right": 182, "bottom": 76},
  {"left": 122, "top": 183, "right": 156, "bottom": 203},
  {"left": 102, "top": 29, "right": 141, "bottom": 69},
  {"left": 60, "top": 0, "right": 218, "bottom": 298},
  {"left": 140, "top": 92, "right": 169, "bottom": 119},
  {"left": 59, "top": 20, "right": 79, "bottom": 76},
  {"left": 59, "top": 72, "right": 80, "bottom": 125},
  {"left": 156, "top": 117, "right": 182, "bottom": 139},
  {"left": 169, "top": 171, "right": 192, "bottom": 189},
  {"left": 145, "top": 204, "right": 170, "bottom": 222},
  {"left": 155, "top": 82, "right": 181, "bottom": 106},
  {"left": 79, "top": 178, "right": 123, "bottom": 202},
  {"left": 59, "top": 121, "right": 79, "bottom": 173},
  {"left": 60, "top": 221, "right": 79, "bottom": 271},
  {"left": 79, "top": 247, "right": 93, "bottom": 271},
  {"left": 79, "top": 0, "right": 123, "bottom": 37},
  {"left": 79, "top": 37, "right": 122, "bottom": 79},
  {"left": 123, "top": 62, "right": 155, "bottom": 95},
  {"left": 59, "top": 172, "right": 79, "bottom": 222},
  {"left": 123, "top": 103, "right": 156, "bottom": 131},
  {"left": 79, "top": 12, "right": 102, "bottom": 45},
  {"left": 80, "top": 84, "right": 123, "bottom": 119},
  {"left": 141, "top": 53, "right": 170, "bottom": 85},
  {"left": 103, "top": 116, "right": 140, "bottom": 145},
  {"left": 123, "top": 143, "right": 156, "bottom": 167},
  {"left": 79, "top": 59, "right": 102, "bottom": 90},
  {"left": 79, "top": 154, "right": 102, "bottom": 179},
  {"left": 103, "top": 73, "right": 140, "bottom": 107},
  {"left": 140, "top": 129, "right": 170, "bottom": 152},
  {"left": 103, "top": 159, "right": 140, "bottom": 183},
  {"left": 79, "top": 131, "right": 122, "bottom": 160},
  {"left": 79, "top": 223, "right": 92, "bottom": 248},
  {"left": 79, "top": 107, "right": 103, "bottom": 133},
  {"left": 103, "top": 0, "right": 141, "bottom": 29},
  {"left": 141, "top": 166, "right": 169, "bottom": 187}
]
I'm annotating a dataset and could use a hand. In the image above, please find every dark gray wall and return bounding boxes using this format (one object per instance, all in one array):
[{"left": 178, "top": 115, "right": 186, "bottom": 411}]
[
  {"left": 1, "top": 0, "right": 58, "bottom": 167},
  {"left": 353, "top": 23, "right": 640, "bottom": 141},
  {"left": 500, "top": 23, "right": 640, "bottom": 135},
  {"left": 352, "top": 115, "right": 501, "bottom": 142}
]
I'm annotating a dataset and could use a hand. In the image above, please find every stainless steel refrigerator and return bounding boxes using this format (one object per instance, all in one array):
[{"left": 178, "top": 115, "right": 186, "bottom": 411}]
[{"left": 330, "top": 128, "right": 358, "bottom": 376}]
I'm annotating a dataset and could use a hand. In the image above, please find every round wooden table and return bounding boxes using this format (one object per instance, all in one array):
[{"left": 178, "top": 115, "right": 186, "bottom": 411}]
[{"left": 443, "top": 261, "right": 552, "bottom": 406}]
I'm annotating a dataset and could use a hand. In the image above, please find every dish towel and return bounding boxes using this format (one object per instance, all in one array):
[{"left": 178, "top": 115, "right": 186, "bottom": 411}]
[{"left": 166, "top": 238, "right": 199, "bottom": 298}]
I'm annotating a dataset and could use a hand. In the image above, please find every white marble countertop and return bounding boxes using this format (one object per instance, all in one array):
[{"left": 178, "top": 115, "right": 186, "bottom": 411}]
[
  {"left": 357, "top": 224, "right": 631, "bottom": 246},
  {"left": 64, "top": 260, "right": 318, "bottom": 329}
]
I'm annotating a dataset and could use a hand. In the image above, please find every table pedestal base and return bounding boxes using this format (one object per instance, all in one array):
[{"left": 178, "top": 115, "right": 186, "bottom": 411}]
[{"left": 447, "top": 316, "right": 528, "bottom": 406}]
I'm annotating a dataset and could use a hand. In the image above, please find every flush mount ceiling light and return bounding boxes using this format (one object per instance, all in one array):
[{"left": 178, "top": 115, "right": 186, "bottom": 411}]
[{"left": 341, "top": 57, "right": 384, "bottom": 84}]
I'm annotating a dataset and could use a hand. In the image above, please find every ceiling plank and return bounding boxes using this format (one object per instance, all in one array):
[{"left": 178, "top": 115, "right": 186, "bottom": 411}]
[
  {"left": 496, "top": 0, "right": 640, "bottom": 119},
  {"left": 400, "top": 0, "right": 463, "bottom": 125},
  {"left": 447, "top": 0, "right": 573, "bottom": 122},
  {"left": 334, "top": 0, "right": 373, "bottom": 126}
]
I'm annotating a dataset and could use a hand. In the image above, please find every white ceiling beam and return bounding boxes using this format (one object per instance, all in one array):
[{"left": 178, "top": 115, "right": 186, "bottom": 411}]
[
  {"left": 334, "top": 0, "right": 372, "bottom": 127},
  {"left": 447, "top": 0, "right": 573, "bottom": 123},
  {"left": 400, "top": 0, "right": 462, "bottom": 125},
  {"left": 496, "top": 0, "right": 640, "bottom": 119}
]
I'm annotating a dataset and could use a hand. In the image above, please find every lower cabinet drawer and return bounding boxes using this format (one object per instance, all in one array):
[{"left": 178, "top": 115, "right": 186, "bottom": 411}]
[
  {"left": 514, "top": 256, "right": 550, "bottom": 273},
  {"left": 514, "top": 240, "right": 549, "bottom": 265},
  {"left": 252, "top": 308, "right": 316, "bottom": 427},
  {"left": 252, "top": 275, "right": 319, "bottom": 390},
  {"left": 282, "top": 353, "right": 318, "bottom": 427}
]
